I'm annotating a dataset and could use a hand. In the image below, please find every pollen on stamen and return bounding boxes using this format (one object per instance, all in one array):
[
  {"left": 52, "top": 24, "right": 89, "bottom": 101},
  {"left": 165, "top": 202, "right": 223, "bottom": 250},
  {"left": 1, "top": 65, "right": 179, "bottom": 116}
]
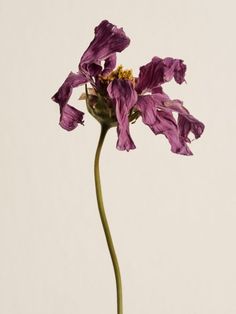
[{"left": 99, "top": 65, "right": 135, "bottom": 84}]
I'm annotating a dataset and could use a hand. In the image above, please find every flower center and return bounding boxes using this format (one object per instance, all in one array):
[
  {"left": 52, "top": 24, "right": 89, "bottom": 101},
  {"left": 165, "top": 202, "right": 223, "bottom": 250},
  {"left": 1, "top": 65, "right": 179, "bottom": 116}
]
[{"left": 100, "top": 65, "right": 135, "bottom": 84}]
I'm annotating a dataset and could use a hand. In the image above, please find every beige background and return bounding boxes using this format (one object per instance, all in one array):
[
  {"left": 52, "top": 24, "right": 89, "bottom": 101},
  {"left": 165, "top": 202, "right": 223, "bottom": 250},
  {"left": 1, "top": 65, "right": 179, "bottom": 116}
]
[{"left": 1, "top": 0, "right": 236, "bottom": 313}]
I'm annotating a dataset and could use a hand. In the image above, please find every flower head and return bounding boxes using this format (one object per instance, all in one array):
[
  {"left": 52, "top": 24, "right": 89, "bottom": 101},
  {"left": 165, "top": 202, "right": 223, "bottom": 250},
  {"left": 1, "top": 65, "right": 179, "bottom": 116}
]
[{"left": 52, "top": 20, "right": 204, "bottom": 155}]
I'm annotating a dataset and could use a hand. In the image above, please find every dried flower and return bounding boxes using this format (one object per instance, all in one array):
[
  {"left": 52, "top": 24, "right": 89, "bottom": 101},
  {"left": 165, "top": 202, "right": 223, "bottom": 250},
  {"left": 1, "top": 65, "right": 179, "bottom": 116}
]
[{"left": 52, "top": 20, "right": 204, "bottom": 155}]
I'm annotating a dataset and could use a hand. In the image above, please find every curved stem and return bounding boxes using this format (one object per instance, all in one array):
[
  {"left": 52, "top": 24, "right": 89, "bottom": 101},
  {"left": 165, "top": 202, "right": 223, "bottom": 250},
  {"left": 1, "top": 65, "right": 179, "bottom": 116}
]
[{"left": 94, "top": 124, "right": 123, "bottom": 314}]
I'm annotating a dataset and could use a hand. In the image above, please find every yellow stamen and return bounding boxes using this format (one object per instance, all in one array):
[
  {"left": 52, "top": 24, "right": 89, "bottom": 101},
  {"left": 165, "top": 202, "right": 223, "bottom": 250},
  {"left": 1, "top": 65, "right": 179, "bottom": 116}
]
[{"left": 100, "top": 65, "right": 135, "bottom": 84}]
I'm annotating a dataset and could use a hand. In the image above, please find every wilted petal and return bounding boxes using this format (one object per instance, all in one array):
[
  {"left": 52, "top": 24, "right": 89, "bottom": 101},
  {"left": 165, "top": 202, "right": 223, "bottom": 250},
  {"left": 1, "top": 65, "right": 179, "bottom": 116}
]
[
  {"left": 136, "top": 95, "right": 192, "bottom": 155},
  {"left": 135, "top": 57, "right": 186, "bottom": 94},
  {"left": 151, "top": 86, "right": 164, "bottom": 94},
  {"left": 116, "top": 128, "right": 136, "bottom": 151},
  {"left": 151, "top": 111, "right": 192, "bottom": 156},
  {"left": 160, "top": 98, "right": 205, "bottom": 142},
  {"left": 107, "top": 79, "right": 137, "bottom": 151},
  {"left": 52, "top": 72, "right": 88, "bottom": 106},
  {"left": 80, "top": 20, "right": 130, "bottom": 78},
  {"left": 168, "top": 132, "right": 193, "bottom": 155},
  {"left": 86, "top": 63, "right": 102, "bottom": 77},
  {"left": 135, "top": 57, "right": 162, "bottom": 94},
  {"left": 52, "top": 72, "right": 87, "bottom": 131},
  {"left": 135, "top": 95, "right": 157, "bottom": 125},
  {"left": 101, "top": 54, "right": 117, "bottom": 76},
  {"left": 162, "top": 58, "right": 186, "bottom": 84},
  {"left": 178, "top": 114, "right": 205, "bottom": 142},
  {"left": 59, "top": 104, "right": 84, "bottom": 131}
]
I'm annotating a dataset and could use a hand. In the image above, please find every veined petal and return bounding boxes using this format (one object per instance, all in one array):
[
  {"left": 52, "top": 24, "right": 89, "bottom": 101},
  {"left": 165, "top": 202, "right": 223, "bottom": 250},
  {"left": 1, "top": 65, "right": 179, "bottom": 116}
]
[
  {"left": 136, "top": 95, "right": 192, "bottom": 155},
  {"left": 79, "top": 20, "right": 130, "bottom": 78},
  {"left": 52, "top": 72, "right": 87, "bottom": 131},
  {"left": 160, "top": 98, "right": 205, "bottom": 142},
  {"left": 59, "top": 104, "right": 84, "bottom": 131},
  {"left": 151, "top": 111, "right": 193, "bottom": 155},
  {"left": 52, "top": 72, "right": 88, "bottom": 106},
  {"left": 135, "top": 57, "right": 186, "bottom": 94},
  {"left": 135, "top": 57, "right": 162, "bottom": 94},
  {"left": 162, "top": 57, "right": 186, "bottom": 84},
  {"left": 107, "top": 79, "right": 137, "bottom": 151},
  {"left": 178, "top": 113, "right": 205, "bottom": 142},
  {"left": 135, "top": 95, "right": 157, "bottom": 125},
  {"left": 101, "top": 54, "right": 117, "bottom": 76}
]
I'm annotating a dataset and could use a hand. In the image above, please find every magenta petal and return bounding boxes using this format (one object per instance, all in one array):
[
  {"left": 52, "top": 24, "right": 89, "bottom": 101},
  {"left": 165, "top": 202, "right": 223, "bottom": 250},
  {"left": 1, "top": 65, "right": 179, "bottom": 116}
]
[
  {"left": 101, "top": 54, "right": 117, "bottom": 76},
  {"left": 136, "top": 56, "right": 186, "bottom": 94},
  {"left": 52, "top": 72, "right": 88, "bottom": 106},
  {"left": 160, "top": 98, "right": 205, "bottom": 142},
  {"left": 178, "top": 114, "right": 205, "bottom": 142},
  {"left": 135, "top": 57, "right": 162, "bottom": 94},
  {"left": 80, "top": 20, "right": 130, "bottom": 78},
  {"left": 59, "top": 104, "right": 84, "bottom": 131},
  {"left": 136, "top": 95, "right": 192, "bottom": 155},
  {"left": 52, "top": 72, "right": 87, "bottom": 131},
  {"left": 135, "top": 95, "right": 157, "bottom": 125},
  {"left": 107, "top": 79, "right": 137, "bottom": 151},
  {"left": 162, "top": 58, "right": 186, "bottom": 84},
  {"left": 116, "top": 129, "right": 136, "bottom": 151},
  {"left": 151, "top": 111, "right": 193, "bottom": 156}
]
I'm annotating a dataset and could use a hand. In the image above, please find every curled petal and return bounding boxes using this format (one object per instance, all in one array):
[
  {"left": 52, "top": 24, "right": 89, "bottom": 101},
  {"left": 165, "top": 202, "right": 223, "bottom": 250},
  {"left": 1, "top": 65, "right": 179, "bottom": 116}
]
[
  {"left": 59, "top": 104, "right": 84, "bottom": 131},
  {"left": 101, "top": 54, "right": 117, "bottom": 76},
  {"left": 107, "top": 79, "right": 137, "bottom": 151},
  {"left": 151, "top": 111, "right": 193, "bottom": 155},
  {"left": 135, "top": 57, "right": 186, "bottom": 94},
  {"left": 80, "top": 20, "right": 130, "bottom": 78},
  {"left": 87, "top": 63, "right": 102, "bottom": 77},
  {"left": 160, "top": 98, "right": 205, "bottom": 142},
  {"left": 135, "top": 95, "right": 157, "bottom": 125},
  {"left": 178, "top": 114, "right": 205, "bottom": 142},
  {"left": 116, "top": 128, "right": 136, "bottom": 151},
  {"left": 136, "top": 95, "right": 192, "bottom": 155},
  {"left": 52, "top": 72, "right": 87, "bottom": 131},
  {"left": 162, "top": 58, "right": 186, "bottom": 84},
  {"left": 52, "top": 72, "right": 88, "bottom": 107},
  {"left": 135, "top": 57, "right": 162, "bottom": 94}
]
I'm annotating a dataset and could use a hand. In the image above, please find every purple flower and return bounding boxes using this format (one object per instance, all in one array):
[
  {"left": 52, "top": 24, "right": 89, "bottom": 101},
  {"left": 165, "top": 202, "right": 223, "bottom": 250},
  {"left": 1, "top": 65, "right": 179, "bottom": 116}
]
[
  {"left": 52, "top": 20, "right": 204, "bottom": 155},
  {"left": 52, "top": 20, "right": 129, "bottom": 131}
]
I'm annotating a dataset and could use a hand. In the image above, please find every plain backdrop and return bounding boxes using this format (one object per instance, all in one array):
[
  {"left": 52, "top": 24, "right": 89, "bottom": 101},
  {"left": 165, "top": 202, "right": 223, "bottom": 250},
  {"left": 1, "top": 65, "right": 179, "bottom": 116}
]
[{"left": 0, "top": 0, "right": 236, "bottom": 313}]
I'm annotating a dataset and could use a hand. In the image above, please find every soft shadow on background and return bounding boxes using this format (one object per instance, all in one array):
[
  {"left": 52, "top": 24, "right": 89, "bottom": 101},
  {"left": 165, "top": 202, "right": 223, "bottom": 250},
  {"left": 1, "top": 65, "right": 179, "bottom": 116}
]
[{"left": 1, "top": 0, "right": 236, "bottom": 313}]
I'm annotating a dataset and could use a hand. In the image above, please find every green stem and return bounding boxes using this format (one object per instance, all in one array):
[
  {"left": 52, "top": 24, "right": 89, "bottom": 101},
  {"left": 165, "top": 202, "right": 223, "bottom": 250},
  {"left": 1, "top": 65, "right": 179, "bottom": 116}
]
[{"left": 94, "top": 124, "right": 123, "bottom": 314}]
